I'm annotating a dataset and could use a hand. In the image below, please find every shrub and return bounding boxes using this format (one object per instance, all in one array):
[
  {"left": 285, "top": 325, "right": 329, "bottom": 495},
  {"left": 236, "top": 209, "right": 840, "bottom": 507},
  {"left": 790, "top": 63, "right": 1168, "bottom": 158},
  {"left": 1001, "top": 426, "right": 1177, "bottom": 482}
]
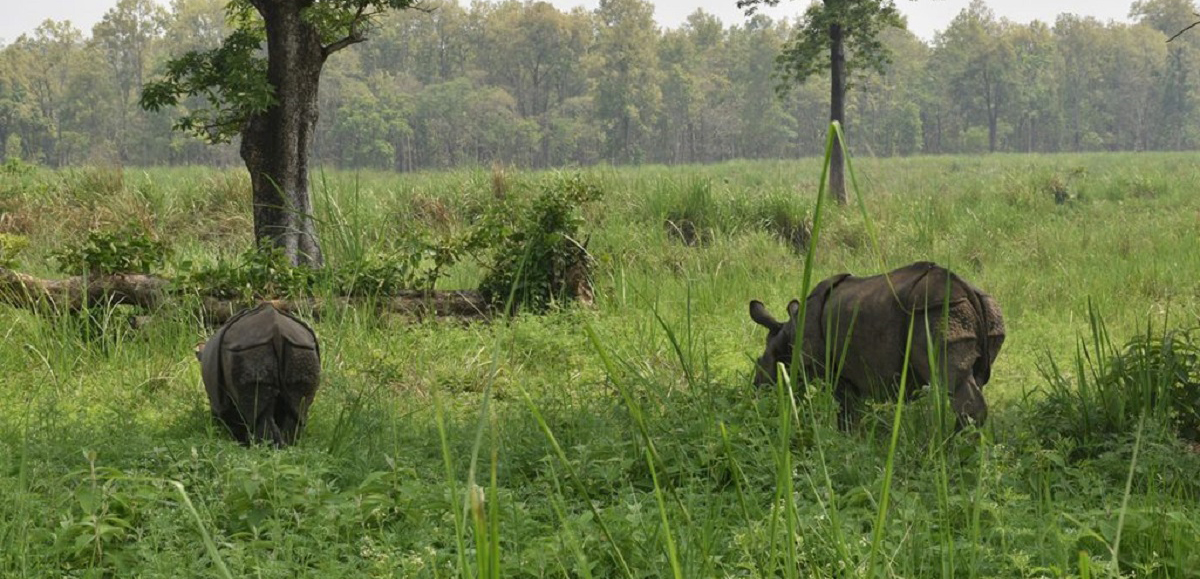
[
  {"left": 756, "top": 195, "right": 811, "bottom": 253},
  {"left": 177, "top": 237, "right": 452, "bottom": 300},
  {"left": 176, "top": 244, "right": 317, "bottom": 299},
  {"left": 52, "top": 226, "right": 168, "bottom": 276},
  {"left": 477, "top": 174, "right": 601, "bottom": 312},
  {"left": 0, "top": 233, "right": 27, "bottom": 269}
]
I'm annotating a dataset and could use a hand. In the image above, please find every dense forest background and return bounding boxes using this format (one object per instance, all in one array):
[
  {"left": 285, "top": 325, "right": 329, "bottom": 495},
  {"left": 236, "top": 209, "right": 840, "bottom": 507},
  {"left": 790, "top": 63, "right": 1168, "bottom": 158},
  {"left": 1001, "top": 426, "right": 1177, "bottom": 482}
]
[{"left": 1, "top": 0, "right": 1198, "bottom": 170}]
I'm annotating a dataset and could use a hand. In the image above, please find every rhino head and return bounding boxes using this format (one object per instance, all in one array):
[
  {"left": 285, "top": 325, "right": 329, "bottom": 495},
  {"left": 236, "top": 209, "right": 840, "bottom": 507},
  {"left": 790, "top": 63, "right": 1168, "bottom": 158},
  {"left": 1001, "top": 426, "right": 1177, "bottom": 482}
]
[{"left": 749, "top": 299, "right": 801, "bottom": 387}]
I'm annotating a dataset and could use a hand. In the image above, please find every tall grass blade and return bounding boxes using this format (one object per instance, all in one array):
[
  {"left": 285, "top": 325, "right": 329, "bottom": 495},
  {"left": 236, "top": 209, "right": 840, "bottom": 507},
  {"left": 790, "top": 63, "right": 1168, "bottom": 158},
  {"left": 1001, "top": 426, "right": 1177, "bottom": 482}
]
[
  {"left": 519, "top": 388, "right": 635, "bottom": 579},
  {"left": 867, "top": 311, "right": 918, "bottom": 578},
  {"left": 170, "top": 481, "right": 234, "bottom": 579}
]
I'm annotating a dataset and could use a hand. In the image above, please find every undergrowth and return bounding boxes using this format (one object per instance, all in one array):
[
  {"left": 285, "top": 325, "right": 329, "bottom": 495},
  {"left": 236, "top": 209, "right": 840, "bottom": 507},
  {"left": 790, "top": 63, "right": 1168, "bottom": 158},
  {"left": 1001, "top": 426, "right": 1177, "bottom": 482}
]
[{"left": 1, "top": 151, "right": 1199, "bottom": 577}]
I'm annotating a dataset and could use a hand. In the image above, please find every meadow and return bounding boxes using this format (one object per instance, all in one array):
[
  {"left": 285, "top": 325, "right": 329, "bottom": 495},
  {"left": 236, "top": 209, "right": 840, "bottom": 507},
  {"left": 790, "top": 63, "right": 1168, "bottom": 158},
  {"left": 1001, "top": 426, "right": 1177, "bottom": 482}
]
[{"left": 1, "top": 152, "right": 1199, "bottom": 577}]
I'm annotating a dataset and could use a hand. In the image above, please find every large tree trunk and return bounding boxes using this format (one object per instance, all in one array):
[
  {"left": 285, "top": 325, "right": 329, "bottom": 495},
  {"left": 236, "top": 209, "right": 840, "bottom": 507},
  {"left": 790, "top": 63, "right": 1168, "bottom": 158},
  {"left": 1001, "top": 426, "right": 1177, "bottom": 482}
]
[
  {"left": 828, "top": 20, "right": 847, "bottom": 205},
  {"left": 241, "top": 0, "right": 325, "bottom": 267}
]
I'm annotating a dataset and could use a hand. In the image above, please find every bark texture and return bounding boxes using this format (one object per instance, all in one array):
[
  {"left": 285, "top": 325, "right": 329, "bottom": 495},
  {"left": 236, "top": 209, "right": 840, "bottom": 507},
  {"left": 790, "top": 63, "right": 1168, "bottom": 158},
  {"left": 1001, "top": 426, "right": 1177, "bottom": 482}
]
[{"left": 241, "top": 0, "right": 327, "bottom": 267}]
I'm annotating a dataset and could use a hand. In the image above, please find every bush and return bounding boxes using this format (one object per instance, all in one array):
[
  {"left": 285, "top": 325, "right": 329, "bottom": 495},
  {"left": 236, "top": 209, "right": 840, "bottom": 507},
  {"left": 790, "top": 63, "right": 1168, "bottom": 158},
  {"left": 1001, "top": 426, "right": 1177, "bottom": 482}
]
[
  {"left": 52, "top": 226, "right": 168, "bottom": 276},
  {"left": 177, "top": 237, "right": 452, "bottom": 300},
  {"left": 755, "top": 195, "right": 811, "bottom": 253},
  {"left": 0, "top": 233, "right": 27, "bottom": 269},
  {"left": 477, "top": 174, "right": 601, "bottom": 313},
  {"left": 176, "top": 244, "right": 317, "bottom": 299}
]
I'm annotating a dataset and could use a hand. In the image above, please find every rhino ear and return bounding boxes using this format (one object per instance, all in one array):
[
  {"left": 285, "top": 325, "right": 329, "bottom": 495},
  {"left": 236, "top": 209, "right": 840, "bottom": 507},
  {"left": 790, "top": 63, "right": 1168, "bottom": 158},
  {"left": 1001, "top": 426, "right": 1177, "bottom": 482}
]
[
  {"left": 194, "top": 341, "right": 205, "bottom": 362},
  {"left": 749, "top": 300, "right": 781, "bottom": 331},
  {"left": 786, "top": 299, "right": 801, "bottom": 320}
]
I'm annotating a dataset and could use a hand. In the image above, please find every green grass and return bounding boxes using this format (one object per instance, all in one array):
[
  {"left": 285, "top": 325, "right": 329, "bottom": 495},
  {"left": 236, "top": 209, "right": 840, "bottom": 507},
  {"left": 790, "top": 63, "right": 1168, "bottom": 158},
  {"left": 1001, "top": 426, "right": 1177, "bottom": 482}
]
[{"left": 2, "top": 151, "right": 1200, "bottom": 577}]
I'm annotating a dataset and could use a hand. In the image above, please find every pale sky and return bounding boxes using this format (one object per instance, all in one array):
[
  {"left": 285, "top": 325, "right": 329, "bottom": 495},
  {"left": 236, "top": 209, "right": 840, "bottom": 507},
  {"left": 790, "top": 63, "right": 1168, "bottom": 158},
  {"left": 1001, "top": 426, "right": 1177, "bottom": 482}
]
[{"left": 0, "top": 0, "right": 1139, "bottom": 46}]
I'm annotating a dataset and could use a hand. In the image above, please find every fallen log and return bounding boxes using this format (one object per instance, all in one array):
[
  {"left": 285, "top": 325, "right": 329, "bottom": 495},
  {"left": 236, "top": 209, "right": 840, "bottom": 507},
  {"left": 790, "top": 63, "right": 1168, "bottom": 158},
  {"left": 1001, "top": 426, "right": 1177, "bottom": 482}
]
[
  {"left": 0, "top": 267, "right": 169, "bottom": 310},
  {"left": 0, "top": 267, "right": 492, "bottom": 323}
]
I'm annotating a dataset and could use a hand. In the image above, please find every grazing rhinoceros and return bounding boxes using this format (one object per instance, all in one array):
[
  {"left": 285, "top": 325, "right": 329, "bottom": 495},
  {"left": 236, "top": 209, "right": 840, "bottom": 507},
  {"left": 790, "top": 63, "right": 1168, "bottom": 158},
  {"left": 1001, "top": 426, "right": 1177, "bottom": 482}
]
[
  {"left": 196, "top": 303, "right": 320, "bottom": 447},
  {"left": 749, "top": 261, "right": 1005, "bottom": 427}
]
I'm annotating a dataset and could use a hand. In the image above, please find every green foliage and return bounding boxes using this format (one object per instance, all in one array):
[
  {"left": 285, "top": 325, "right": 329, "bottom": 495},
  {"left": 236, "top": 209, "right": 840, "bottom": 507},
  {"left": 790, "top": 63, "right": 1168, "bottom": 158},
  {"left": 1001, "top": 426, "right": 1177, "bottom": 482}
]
[
  {"left": 738, "top": 0, "right": 903, "bottom": 91},
  {"left": 52, "top": 226, "right": 168, "bottom": 276},
  {"left": 177, "top": 240, "right": 445, "bottom": 299},
  {"left": 176, "top": 244, "right": 317, "bottom": 299},
  {"left": 1, "top": 157, "right": 35, "bottom": 178},
  {"left": 477, "top": 174, "right": 601, "bottom": 312},
  {"left": 756, "top": 195, "right": 811, "bottom": 253},
  {"left": 1035, "top": 308, "right": 1200, "bottom": 451},
  {"left": 140, "top": 26, "right": 272, "bottom": 143},
  {"left": 0, "top": 233, "right": 27, "bottom": 268},
  {"left": 176, "top": 233, "right": 458, "bottom": 299},
  {"left": 141, "top": 0, "right": 419, "bottom": 144},
  {"left": 5, "top": 157, "right": 1200, "bottom": 577},
  {"left": 661, "top": 178, "right": 718, "bottom": 246}
]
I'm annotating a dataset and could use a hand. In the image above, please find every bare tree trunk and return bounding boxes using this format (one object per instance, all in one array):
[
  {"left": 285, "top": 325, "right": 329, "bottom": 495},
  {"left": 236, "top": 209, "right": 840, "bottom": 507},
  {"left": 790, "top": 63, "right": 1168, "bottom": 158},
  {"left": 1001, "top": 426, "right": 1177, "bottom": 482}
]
[
  {"left": 241, "top": 0, "right": 325, "bottom": 267},
  {"left": 828, "top": 20, "right": 847, "bottom": 205}
]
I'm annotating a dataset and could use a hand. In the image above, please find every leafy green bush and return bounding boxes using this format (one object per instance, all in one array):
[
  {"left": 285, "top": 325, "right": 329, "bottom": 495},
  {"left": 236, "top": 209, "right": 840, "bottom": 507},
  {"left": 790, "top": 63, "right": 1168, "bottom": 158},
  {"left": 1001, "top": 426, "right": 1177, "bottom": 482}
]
[
  {"left": 177, "top": 237, "right": 454, "bottom": 300},
  {"left": 1033, "top": 306, "right": 1200, "bottom": 453},
  {"left": 477, "top": 174, "right": 601, "bottom": 312},
  {"left": 0, "top": 233, "right": 27, "bottom": 269},
  {"left": 1, "top": 157, "right": 35, "bottom": 178},
  {"left": 52, "top": 226, "right": 168, "bottom": 276},
  {"left": 176, "top": 244, "right": 317, "bottom": 299}
]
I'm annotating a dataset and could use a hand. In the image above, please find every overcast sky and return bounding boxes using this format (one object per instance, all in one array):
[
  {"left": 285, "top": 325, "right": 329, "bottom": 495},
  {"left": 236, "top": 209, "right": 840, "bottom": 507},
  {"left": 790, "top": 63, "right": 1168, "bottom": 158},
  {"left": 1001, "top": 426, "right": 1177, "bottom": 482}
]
[{"left": 0, "top": 0, "right": 1138, "bottom": 46}]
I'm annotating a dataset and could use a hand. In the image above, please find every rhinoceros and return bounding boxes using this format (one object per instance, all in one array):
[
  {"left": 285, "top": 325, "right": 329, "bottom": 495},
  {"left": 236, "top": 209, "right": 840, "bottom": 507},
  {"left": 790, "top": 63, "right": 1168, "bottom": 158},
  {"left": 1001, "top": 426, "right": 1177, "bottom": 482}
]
[
  {"left": 196, "top": 303, "right": 321, "bottom": 447},
  {"left": 749, "top": 261, "right": 1005, "bottom": 427}
]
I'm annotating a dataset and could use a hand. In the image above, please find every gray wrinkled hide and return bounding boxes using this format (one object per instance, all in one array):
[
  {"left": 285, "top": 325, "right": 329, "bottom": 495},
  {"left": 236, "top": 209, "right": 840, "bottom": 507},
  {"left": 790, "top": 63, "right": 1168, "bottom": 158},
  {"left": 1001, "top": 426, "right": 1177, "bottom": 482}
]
[
  {"left": 751, "top": 261, "right": 1005, "bottom": 427},
  {"left": 197, "top": 303, "right": 321, "bottom": 447}
]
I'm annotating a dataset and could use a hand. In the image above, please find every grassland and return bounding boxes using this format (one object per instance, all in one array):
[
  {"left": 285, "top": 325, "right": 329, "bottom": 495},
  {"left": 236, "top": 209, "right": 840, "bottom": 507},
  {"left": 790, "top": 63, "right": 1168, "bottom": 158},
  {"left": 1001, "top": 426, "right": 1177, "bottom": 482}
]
[{"left": 1, "top": 152, "right": 1199, "bottom": 577}]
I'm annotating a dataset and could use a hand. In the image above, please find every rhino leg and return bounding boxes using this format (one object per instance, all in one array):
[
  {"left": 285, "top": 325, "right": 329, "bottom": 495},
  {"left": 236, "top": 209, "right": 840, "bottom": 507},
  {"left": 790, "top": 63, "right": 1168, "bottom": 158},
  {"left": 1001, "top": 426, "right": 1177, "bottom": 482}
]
[
  {"left": 221, "top": 344, "right": 284, "bottom": 446},
  {"left": 274, "top": 343, "right": 321, "bottom": 446}
]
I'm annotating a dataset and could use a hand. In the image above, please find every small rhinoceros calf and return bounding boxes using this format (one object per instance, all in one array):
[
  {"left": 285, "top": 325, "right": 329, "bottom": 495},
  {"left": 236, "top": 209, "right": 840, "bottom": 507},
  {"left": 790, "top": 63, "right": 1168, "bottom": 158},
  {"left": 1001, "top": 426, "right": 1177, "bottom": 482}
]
[
  {"left": 196, "top": 303, "right": 320, "bottom": 447},
  {"left": 750, "top": 261, "right": 1005, "bottom": 428}
]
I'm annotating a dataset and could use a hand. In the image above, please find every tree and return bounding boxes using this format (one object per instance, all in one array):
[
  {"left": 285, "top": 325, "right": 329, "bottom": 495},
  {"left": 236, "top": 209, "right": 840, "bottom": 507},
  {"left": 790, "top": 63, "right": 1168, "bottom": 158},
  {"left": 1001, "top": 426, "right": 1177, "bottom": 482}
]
[
  {"left": 92, "top": 0, "right": 168, "bottom": 163},
  {"left": 142, "top": 0, "right": 419, "bottom": 267},
  {"left": 592, "top": 0, "right": 661, "bottom": 164},
  {"left": 738, "top": 0, "right": 901, "bottom": 204},
  {"left": 931, "top": 1, "right": 1015, "bottom": 153}
]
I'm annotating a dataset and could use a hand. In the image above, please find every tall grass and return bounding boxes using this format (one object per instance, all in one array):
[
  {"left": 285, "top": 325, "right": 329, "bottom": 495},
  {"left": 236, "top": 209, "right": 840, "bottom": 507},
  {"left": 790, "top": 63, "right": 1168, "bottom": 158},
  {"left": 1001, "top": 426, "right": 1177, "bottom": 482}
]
[{"left": 2, "top": 149, "right": 1200, "bottom": 576}]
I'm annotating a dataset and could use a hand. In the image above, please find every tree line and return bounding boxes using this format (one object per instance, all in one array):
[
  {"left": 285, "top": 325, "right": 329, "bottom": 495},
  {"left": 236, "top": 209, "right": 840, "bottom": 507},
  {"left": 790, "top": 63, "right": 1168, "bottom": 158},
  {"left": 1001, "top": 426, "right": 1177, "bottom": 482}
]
[{"left": 2, "top": 0, "right": 1198, "bottom": 170}]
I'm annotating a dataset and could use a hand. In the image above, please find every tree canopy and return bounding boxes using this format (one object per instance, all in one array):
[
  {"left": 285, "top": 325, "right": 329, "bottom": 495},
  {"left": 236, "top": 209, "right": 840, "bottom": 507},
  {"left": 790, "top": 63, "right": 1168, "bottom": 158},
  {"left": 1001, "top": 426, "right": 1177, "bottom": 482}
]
[{"left": 3, "top": 0, "right": 1200, "bottom": 169}]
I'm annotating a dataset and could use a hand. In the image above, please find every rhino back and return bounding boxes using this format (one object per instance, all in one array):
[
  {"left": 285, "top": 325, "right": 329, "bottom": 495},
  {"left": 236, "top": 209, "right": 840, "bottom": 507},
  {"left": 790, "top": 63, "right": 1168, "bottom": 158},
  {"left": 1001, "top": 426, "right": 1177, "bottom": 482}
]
[
  {"left": 822, "top": 274, "right": 910, "bottom": 397},
  {"left": 220, "top": 305, "right": 318, "bottom": 352}
]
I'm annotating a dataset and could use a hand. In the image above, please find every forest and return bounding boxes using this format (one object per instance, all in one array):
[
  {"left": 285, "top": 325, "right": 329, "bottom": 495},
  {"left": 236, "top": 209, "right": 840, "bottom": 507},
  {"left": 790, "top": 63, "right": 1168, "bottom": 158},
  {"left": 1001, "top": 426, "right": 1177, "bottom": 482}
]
[{"left": 2, "top": 0, "right": 1200, "bottom": 170}]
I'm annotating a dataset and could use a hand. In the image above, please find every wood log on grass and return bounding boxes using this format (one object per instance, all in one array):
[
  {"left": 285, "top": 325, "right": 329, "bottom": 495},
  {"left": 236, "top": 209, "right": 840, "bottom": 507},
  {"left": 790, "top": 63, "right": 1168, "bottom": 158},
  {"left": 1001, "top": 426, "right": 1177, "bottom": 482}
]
[{"left": 0, "top": 267, "right": 491, "bottom": 323}]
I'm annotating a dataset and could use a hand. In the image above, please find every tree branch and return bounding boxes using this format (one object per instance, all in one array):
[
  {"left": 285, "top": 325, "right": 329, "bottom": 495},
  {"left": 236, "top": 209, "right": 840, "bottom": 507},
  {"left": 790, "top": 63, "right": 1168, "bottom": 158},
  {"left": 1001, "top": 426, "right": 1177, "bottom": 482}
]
[
  {"left": 1168, "top": 13, "right": 1200, "bottom": 43},
  {"left": 322, "top": 3, "right": 370, "bottom": 57}
]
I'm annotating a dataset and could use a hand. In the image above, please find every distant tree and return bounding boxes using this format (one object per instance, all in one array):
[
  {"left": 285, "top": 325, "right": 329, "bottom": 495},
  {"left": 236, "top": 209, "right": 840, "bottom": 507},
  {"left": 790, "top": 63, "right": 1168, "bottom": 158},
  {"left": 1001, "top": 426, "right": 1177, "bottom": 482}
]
[
  {"left": 6, "top": 21, "right": 95, "bottom": 166},
  {"left": 931, "top": 1, "right": 1015, "bottom": 153},
  {"left": 93, "top": 0, "right": 168, "bottom": 162},
  {"left": 592, "top": 0, "right": 661, "bottom": 164},
  {"left": 738, "top": 0, "right": 902, "bottom": 204},
  {"left": 142, "top": 0, "right": 419, "bottom": 267}
]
